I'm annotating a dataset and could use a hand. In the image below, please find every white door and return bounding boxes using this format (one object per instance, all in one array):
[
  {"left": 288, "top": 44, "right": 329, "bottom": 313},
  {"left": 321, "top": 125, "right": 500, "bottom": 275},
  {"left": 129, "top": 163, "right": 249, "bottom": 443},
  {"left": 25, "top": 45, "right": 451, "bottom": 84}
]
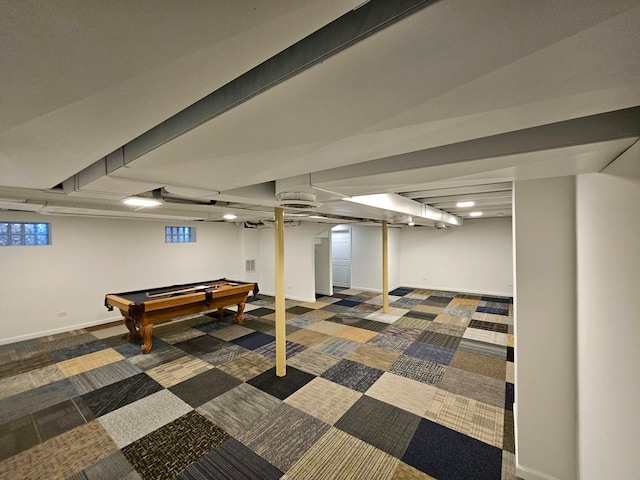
[{"left": 332, "top": 229, "right": 351, "bottom": 287}]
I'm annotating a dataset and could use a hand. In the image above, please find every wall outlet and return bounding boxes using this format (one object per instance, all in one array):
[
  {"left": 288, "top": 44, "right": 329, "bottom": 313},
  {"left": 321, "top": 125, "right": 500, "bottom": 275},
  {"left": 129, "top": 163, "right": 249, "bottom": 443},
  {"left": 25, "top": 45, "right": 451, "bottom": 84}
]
[{"left": 57, "top": 311, "right": 67, "bottom": 317}]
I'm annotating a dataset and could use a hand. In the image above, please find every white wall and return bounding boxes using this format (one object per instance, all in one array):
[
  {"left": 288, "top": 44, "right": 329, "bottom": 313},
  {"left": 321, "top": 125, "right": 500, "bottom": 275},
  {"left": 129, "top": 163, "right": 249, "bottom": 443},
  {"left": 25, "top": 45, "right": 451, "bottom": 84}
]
[
  {"left": 350, "top": 225, "right": 401, "bottom": 292},
  {"left": 400, "top": 217, "right": 513, "bottom": 296},
  {"left": 576, "top": 173, "right": 640, "bottom": 480},
  {"left": 0, "top": 212, "right": 243, "bottom": 344},
  {"left": 256, "top": 222, "right": 332, "bottom": 301},
  {"left": 513, "top": 177, "right": 578, "bottom": 480}
]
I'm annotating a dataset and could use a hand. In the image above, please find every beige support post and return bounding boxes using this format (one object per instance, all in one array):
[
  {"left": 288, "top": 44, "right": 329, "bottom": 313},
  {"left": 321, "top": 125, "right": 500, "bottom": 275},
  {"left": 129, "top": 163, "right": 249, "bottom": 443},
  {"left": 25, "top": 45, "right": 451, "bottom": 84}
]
[
  {"left": 274, "top": 207, "right": 286, "bottom": 377},
  {"left": 382, "top": 220, "right": 389, "bottom": 314}
]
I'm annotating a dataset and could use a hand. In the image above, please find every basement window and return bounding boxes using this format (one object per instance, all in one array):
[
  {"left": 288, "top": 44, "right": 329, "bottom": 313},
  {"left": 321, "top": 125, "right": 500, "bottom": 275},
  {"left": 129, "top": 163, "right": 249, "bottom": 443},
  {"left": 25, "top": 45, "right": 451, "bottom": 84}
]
[
  {"left": 0, "top": 222, "right": 50, "bottom": 246},
  {"left": 165, "top": 226, "right": 196, "bottom": 243}
]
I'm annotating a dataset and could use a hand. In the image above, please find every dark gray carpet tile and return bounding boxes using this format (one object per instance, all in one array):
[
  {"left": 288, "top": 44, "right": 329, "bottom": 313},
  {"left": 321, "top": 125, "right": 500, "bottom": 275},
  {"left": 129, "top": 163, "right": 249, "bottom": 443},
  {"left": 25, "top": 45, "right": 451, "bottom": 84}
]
[
  {"left": 255, "top": 340, "right": 307, "bottom": 360},
  {"left": 245, "top": 307, "right": 276, "bottom": 317},
  {"left": 390, "top": 297, "right": 424, "bottom": 309},
  {"left": 0, "top": 378, "right": 79, "bottom": 424},
  {"left": 192, "top": 319, "right": 231, "bottom": 334},
  {"left": 390, "top": 355, "right": 447, "bottom": 386},
  {"left": 346, "top": 295, "right": 373, "bottom": 303},
  {"left": 238, "top": 403, "right": 330, "bottom": 472},
  {"left": 380, "top": 325, "right": 422, "bottom": 341},
  {"left": 0, "top": 414, "right": 40, "bottom": 461},
  {"left": 429, "top": 290, "right": 457, "bottom": 298},
  {"left": 169, "top": 368, "right": 242, "bottom": 408},
  {"left": 0, "top": 353, "right": 55, "bottom": 380},
  {"left": 248, "top": 367, "right": 315, "bottom": 400},
  {"left": 417, "top": 330, "right": 463, "bottom": 350},
  {"left": 426, "top": 322, "right": 467, "bottom": 337},
  {"left": 199, "top": 344, "right": 250, "bottom": 366},
  {"left": 176, "top": 437, "right": 283, "bottom": 480},
  {"left": 174, "top": 335, "right": 229, "bottom": 357},
  {"left": 320, "top": 304, "right": 350, "bottom": 313},
  {"left": 404, "top": 341, "right": 455, "bottom": 366},
  {"left": 2, "top": 332, "right": 97, "bottom": 362},
  {"left": 125, "top": 339, "right": 185, "bottom": 370},
  {"left": 50, "top": 339, "right": 108, "bottom": 362},
  {"left": 405, "top": 310, "right": 438, "bottom": 321},
  {"left": 68, "top": 359, "right": 143, "bottom": 395},
  {"left": 351, "top": 319, "right": 389, "bottom": 332},
  {"left": 242, "top": 318, "right": 276, "bottom": 333},
  {"left": 320, "top": 359, "right": 384, "bottom": 393},
  {"left": 468, "top": 319, "right": 509, "bottom": 333},
  {"left": 287, "top": 306, "right": 313, "bottom": 315},
  {"left": 100, "top": 333, "right": 131, "bottom": 349},
  {"left": 457, "top": 338, "right": 508, "bottom": 360},
  {"left": 366, "top": 333, "right": 413, "bottom": 353},
  {"left": 33, "top": 398, "right": 93, "bottom": 442},
  {"left": 423, "top": 296, "right": 454, "bottom": 307},
  {"left": 456, "top": 294, "right": 483, "bottom": 301},
  {"left": 81, "top": 373, "right": 163, "bottom": 417},
  {"left": 335, "top": 395, "right": 421, "bottom": 458},
  {"left": 325, "top": 314, "right": 363, "bottom": 326},
  {"left": 73, "top": 451, "right": 138, "bottom": 480},
  {"left": 122, "top": 411, "right": 228, "bottom": 480}
]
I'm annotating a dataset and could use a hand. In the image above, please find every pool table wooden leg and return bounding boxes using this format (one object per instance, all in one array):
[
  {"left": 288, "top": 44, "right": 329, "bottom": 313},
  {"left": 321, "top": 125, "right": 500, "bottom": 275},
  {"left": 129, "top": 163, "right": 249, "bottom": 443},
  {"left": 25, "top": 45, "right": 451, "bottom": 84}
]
[
  {"left": 124, "top": 317, "right": 140, "bottom": 343},
  {"left": 236, "top": 302, "right": 245, "bottom": 324},
  {"left": 140, "top": 322, "right": 153, "bottom": 354}
]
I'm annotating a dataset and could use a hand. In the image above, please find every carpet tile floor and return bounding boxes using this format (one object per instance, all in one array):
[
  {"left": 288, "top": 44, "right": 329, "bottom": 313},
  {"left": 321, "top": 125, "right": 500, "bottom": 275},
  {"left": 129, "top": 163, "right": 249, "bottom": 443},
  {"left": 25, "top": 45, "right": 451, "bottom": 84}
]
[{"left": 0, "top": 287, "right": 515, "bottom": 479}]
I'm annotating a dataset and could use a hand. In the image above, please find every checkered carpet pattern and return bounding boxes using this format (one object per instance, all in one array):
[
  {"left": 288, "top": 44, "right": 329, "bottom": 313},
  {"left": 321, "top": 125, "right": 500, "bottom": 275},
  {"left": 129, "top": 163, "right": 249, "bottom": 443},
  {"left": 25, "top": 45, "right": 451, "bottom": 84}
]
[{"left": 0, "top": 287, "right": 515, "bottom": 479}]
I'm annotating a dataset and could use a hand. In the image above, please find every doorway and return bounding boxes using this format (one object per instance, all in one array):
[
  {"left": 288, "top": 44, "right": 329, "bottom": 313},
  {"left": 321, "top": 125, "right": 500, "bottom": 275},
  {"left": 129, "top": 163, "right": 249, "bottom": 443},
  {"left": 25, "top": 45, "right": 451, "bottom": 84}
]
[{"left": 331, "top": 226, "right": 351, "bottom": 288}]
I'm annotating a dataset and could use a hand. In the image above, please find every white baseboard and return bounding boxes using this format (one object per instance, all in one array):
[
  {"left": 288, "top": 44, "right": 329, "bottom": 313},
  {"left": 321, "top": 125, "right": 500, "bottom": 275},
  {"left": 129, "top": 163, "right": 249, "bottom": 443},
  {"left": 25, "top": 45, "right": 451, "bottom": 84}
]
[
  {"left": 516, "top": 464, "right": 562, "bottom": 480},
  {"left": 401, "top": 283, "right": 513, "bottom": 298}
]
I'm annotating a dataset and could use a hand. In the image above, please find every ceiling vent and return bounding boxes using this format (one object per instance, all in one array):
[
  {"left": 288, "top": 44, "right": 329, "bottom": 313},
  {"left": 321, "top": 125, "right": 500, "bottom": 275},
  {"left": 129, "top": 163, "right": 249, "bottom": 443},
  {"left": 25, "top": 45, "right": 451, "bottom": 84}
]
[{"left": 275, "top": 192, "right": 322, "bottom": 209}]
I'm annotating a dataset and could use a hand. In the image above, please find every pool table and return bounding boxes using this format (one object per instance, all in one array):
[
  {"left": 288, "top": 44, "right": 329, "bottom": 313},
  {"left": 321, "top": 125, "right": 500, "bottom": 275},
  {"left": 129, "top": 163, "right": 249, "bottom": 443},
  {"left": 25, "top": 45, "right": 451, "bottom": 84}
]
[{"left": 105, "top": 278, "right": 259, "bottom": 354}]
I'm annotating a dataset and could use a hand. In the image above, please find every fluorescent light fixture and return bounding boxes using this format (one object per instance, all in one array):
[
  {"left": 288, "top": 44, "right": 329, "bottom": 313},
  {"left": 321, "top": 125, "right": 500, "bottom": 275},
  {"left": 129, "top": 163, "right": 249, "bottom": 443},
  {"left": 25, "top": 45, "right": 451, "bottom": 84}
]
[
  {"left": 122, "top": 197, "right": 163, "bottom": 207},
  {"left": 456, "top": 201, "right": 475, "bottom": 208},
  {"left": 223, "top": 214, "right": 237, "bottom": 220},
  {"left": 469, "top": 211, "right": 483, "bottom": 217}
]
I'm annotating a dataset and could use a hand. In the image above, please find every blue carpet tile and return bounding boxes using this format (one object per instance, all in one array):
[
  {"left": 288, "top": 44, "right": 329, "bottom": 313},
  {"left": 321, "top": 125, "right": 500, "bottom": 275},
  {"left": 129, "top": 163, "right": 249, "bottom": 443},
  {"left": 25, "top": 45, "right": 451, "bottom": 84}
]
[{"left": 0, "top": 287, "right": 515, "bottom": 479}]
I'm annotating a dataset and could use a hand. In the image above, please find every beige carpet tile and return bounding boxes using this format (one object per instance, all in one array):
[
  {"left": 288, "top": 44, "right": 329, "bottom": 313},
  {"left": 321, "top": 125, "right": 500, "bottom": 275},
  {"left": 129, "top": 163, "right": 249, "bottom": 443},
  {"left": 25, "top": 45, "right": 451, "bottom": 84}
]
[
  {"left": 262, "top": 311, "right": 297, "bottom": 321},
  {"left": 145, "top": 355, "right": 214, "bottom": 388},
  {"left": 57, "top": 348, "right": 125, "bottom": 377},
  {"left": 449, "top": 350, "right": 506, "bottom": 380},
  {"left": 156, "top": 327, "right": 206, "bottom": 344},
  {"left": 0, "top": 364, "right": 65, "bottom": 400},
  {"left": 394, "top": 316, "right": 432, "bottom": 330},
  {"left": 284, "top": 377, "right": 362, "bottom": 425},
  {"left": 210, "top": 324, "right": 255, "bottom": 341},
  {"left": 345, "top": 344, "right": 401, "bottom": 371},
  {"left": 0, "top": 420, "right": 118, "bottom": 480},
  {"left": 365, "top": 372, "right": 438, "bottom": 417},
  {"left": 424, "top": 389, "right": 504, "bottom": 448},
  {"left": 438, "top": 367, "right": 505, "bottom": 408},
  {"left": 98, "top": 390, "right": 193, "bottom": 449},
  {"left": 506, "top": 361, "right": 514, "bottom": 384},
  {"left": 367, "top": 295, "right": 401, "bottom": 306},
  {"left": 392, "top": 461, "right": 438, "bottom": 479},
  {"left": 287, "top": 348, "right": 341, "bottom": 376},
  {"left": 306, "top": 320, "right": 348, "bottom": 335},
  {"left": 426, "top": 321, "right": 467, "bottom": 337},
  {"left": 502, "top": 451, "right": 516, "bottom": 480},
  {"left": 300, "top": 309, "right": 339, "bottom": 320},
  {"left": 449, "top": 297, "right": 481, "bottom": 307},
  {"left": 471, "top": 312, "right": 512, "bottom": 325},
  {"left": 507, "top": 334, "right": 514, "bottom": 348},
  {"left": 403, "top": 292, "right": 431, "bottom": 301},
  {"left": 332, "top": 325, "right": 379, "bottom": 343},
  {"left": 366, "top": 311, "right": 405, "bottom": 324},
  {"left": 89, "top": 323, "right": 129, "bottom": 340},
  {"left": 462, "top": 328, "right": 509, "bottom": 346},
  {"left": 286, "top": 328, "right": 331, "bottom": 347},
  {"left": 217, "top": 351, "right": 273, "bottom": 382},
  {"left": 432, "top": 314, "right": 471, "bottom": 327},
  {"left": 283, "top": 427, "right": 399, "bottom": 480},
  {"left": 197, "top": 383, "right": 281, "bottom": 438},
  {"left": 297, "top": 300, "right": 329, "bottom": 309}
]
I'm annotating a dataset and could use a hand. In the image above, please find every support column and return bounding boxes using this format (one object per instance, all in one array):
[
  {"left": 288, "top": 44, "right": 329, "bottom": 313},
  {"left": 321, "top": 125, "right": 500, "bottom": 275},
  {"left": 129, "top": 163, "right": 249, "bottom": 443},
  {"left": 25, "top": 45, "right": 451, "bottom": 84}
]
[
  {"left": 382, "top": 220, "right": 389, "bottom": 313},
  {"left": 274, "top": 207, "right": 286, "bottom": 377}
]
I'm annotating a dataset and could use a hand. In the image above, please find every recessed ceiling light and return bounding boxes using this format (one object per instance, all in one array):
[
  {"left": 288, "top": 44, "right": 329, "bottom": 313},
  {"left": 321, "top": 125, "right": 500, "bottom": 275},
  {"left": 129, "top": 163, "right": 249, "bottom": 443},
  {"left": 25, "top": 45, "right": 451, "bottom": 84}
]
[
  {"left": 456, "top": 201, "right": 475, "bottom": 208},
  {"left": 469, "top": 211, "right": 483, "bottom": 217},
  {"left": 223, "top": 214, "right": 237, "bottom": 220},
  {"left": 122, "top": 197, "right": 163, "bottom": 207}
]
